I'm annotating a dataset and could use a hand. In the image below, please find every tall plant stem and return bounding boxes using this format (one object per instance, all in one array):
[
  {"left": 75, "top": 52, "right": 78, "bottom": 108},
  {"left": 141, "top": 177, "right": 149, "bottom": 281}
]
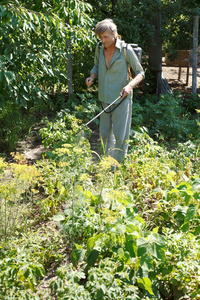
[{"left": 71, "top": 175, "right": 77, "bottom": 250}]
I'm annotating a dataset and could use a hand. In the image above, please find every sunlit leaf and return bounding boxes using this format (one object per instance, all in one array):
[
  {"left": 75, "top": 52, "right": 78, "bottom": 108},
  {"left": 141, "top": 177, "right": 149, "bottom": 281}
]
[
  {"left": 52, "top": 213, "right": 65, "bottom": 222},
  {"left": 137, "top": 277, "right": 154, "bottom": 295}
]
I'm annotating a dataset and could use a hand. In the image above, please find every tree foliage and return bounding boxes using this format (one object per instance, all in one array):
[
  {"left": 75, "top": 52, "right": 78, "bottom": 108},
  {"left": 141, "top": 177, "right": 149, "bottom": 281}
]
[
  {"left": 0, "top": 0, "right": 199, "bottom": 109},
  {"left": 0, "top": 0, "right": 95, "bottom": 108},
  {"left": 85, "top": 0, "right": 200, "bottom": 53}
]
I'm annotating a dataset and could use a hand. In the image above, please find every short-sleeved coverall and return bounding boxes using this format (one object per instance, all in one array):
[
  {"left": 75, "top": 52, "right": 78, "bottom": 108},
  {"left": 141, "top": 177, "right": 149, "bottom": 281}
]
[{"left": 90, "top": 38, "right": 145, "bottom": 163}]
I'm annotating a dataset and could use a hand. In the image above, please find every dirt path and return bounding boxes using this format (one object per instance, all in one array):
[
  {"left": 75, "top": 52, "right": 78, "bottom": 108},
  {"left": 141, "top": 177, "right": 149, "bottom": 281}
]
[
  {"left": 16, "top": 123, "right": 100, "bottom": 164},
  {"left": 18, "top": 138, "right": 47, "bottom": 162}
]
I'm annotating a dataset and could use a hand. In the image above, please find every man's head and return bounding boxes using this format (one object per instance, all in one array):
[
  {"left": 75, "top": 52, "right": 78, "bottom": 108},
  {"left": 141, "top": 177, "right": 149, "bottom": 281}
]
[{"left": 95, "top": 19, "right": 118, "bottom": 38}]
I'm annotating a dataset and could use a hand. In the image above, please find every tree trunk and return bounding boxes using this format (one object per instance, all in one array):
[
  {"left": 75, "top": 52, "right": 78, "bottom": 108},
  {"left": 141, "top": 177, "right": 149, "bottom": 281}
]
[
  {"left": 66, "top": 18, "right": 73, "bottom": 97},
  {"left": 192, "top": 16, "right": 199, "bottom": 93},
  {"left": 148, "top": 14, "right": 162, "bottom": 96}
]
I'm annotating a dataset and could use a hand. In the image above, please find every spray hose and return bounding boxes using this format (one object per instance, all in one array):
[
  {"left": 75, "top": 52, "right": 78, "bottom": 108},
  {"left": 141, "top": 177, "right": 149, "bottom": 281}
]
[{"left": 82, "top": 94, "right": 124, "bottom": 129}]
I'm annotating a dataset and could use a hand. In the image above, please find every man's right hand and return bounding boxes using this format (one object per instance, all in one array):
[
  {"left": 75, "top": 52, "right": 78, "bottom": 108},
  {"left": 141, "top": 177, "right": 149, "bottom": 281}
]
[
  {"left": 85, "top": 77, "right": 94, "bottom": 87},
  {"left": 85, "top": 73, "right": 97, "bottom": 87}
]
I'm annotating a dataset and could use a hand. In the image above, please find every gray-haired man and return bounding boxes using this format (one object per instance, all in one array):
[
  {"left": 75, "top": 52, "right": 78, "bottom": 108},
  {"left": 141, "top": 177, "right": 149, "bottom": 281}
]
[{"left": 86, "top": 18, "right": 144, "bottom": 163}]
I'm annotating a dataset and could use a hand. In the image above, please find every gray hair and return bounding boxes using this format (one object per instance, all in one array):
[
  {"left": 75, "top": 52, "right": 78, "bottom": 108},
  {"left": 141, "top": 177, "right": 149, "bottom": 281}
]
[{"left": 95, "top": 19, "right": 118, "bottom": 38}]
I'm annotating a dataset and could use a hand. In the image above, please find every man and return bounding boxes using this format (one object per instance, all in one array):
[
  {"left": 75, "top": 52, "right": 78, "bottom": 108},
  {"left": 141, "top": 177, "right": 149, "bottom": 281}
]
[{"left": 85, "top": 18, "right": 144, "bottom": 163}]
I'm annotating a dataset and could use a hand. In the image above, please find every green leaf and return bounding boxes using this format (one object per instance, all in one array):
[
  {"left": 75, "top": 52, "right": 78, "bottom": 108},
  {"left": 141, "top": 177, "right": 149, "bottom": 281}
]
[
  {"left": 71, "top": 249, "right": 85, "bottom": 267},
  {"left": 87, "top": 249, "right": 99, "bottom": 268},
  {"left": 87, "top": 237, "right": 95, "bottom": 251},
  {"left": 97, "top": 286, "right": 106, "bottom": 298},
  {"left": 0, "top": 70, "right": 5, "bottom": 82},
  {"left": 89, "top": 206, "right": 96, "bottom": 214},
  {"left": 87, "top": 233, "right": 103, "bottom": 251},
  {"left": 192, "top": 178, "right": 200, "bottom": 191},
  {"left": 35, "top": 266, "right": 45, "bottom": 277},
  {"left": 193, "top": 225, "right": 200, "bottom": 236},
  {"left": 125, "top": 224, "right": 140, "bottom": 234},
  {"left": 4, "top": 71, "right": 15, "bottom": 84},
  {"left": 60, "top": 186, "right": 66, "bottom": 195},
  {"left": 148, "top": 233, "right": 166, "bottom": 247},
  {"left": 177, "top": 182, "right": 194, "bottom": 195},
  {"left": 137, "top": 237, "right": 148, "bottom": 256},
  {"left": 152, "top": 227, "right": 159, "bottom": 234},
  {"left": 116, "top": 224, "right": 126, "bottom": 234},
  {"left": 185, "top": 204, "right": 197, "bottom": 222},
  {"left": 52, "top": 213, "right": 65, "bottom": 222},
  {"left": 125, "top": 240, "right": 136, "bottom": 257},
  {"left": 140, "top": 255, "right": 154, "bottom": 271},
  {"left": 137, "top": 277, "right": 154, "bottom": 295},
  {"left": 24, "top": 267, "right": 30, "bottom": 279},
  {"left": 117, "top": 248, "right": 124, "bottom": 258},
  {"left": 100, "top": 284, "right": 107, "bottom": 295},
  {"left": 181, "top": 222, "right": 189, "bottom": 232},
  {"left": 148, "top": 233, "right": 166, "bottom": 259}
]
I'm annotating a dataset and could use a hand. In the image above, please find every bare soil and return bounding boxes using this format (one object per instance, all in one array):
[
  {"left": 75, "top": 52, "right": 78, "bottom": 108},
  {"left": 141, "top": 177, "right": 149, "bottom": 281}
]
[{"left": 162, "top": 65, "right": 200, "bottom": 88}]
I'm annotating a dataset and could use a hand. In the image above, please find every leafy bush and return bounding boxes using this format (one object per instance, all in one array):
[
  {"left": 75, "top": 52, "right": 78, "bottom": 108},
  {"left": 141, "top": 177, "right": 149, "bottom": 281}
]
[
  {"left": 0, "top": 226, "right": 63, "bottom": 299},
  {"left": 48, "top": 124, "right": 200, "bottom": 299},
  {"left": 183, "top": 93, "right": 200, "bottom": 114},
  {"left": 0, "top": 103, "right": 34, "bottom": 152},
  {"left": 157, "top": 229, "right": 200, "bottom": 299},
  {"left": 132, "top": 93, "right": 200, "bottom": 143}
]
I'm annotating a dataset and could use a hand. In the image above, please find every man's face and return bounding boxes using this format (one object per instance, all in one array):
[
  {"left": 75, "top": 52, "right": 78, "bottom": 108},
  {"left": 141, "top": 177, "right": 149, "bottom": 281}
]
[{"left": 99, "top": 30, "right": 116, "bottom": 49}]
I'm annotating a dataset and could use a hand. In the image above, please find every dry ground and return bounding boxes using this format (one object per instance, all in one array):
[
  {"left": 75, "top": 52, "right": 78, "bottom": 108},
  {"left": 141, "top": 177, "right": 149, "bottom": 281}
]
[{"left": 162, "top": 65, "right": 200, "bottom": 89}]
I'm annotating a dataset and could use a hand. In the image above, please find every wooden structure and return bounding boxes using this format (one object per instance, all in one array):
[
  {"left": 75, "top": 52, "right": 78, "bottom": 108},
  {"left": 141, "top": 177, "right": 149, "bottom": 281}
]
[
  {"left": 164, "top": 50, "right": 190, "bottom": 86},
  {"left": 148, "top": 15, "right": 199, "bottom": 94}
]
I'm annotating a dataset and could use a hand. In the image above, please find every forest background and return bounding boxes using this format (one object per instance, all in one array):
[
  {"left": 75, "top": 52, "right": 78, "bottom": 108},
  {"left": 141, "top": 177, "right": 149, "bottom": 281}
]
[{"left": 1, "top": 0, "right": 200, "bottom": 299}]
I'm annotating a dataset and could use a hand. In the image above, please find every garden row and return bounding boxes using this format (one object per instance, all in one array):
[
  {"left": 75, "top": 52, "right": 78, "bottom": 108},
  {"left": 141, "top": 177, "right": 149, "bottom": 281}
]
[{"left": 0, "top": 91, "right": 200, "bottom": 299}]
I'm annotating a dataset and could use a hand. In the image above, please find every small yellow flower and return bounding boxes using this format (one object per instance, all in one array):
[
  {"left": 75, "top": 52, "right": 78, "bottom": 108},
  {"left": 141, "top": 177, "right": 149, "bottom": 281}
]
[{"left": 98, "top": 156, "right": 120, "bottom": 171}]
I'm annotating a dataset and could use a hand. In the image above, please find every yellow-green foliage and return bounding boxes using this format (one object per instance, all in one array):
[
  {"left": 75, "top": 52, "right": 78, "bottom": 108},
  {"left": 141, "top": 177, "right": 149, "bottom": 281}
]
[
  {"left": 0, "top": 153, "right": 41, "bottom": 238},
  {"left": 0, "top": 157, "right": 7, "bottom": 175},
  {"left": 127, "top": 154, "right": 176, "bottom": 191},
  {"left": 0, "top": 153, "right": 40, "bottom": 199}
]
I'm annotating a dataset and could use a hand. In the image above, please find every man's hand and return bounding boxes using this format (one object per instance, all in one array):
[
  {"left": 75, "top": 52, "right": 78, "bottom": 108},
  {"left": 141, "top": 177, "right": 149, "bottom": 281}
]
[
  {"left": 121, "top": 84, "right": 132, "bottom": 98},
  {"left": 85, "top": 77, "right": 94, "bottom": 87},
  {"left": 121, "top": 73, "right": 144, "bottom": 98},
  {"left": 85, "top": 73, "right": 97, "bottom": 87}
]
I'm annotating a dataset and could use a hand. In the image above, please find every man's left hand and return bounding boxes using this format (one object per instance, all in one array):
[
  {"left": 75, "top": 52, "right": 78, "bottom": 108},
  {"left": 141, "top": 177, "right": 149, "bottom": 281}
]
[{"left": 121, "top": 84, "right": 132, "bottom": 98}]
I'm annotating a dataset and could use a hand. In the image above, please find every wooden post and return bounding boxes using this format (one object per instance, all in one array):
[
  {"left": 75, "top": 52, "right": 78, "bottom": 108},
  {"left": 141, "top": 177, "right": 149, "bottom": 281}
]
[{"left": 192, "top": 16, "right": 199, "bottom": 93}]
